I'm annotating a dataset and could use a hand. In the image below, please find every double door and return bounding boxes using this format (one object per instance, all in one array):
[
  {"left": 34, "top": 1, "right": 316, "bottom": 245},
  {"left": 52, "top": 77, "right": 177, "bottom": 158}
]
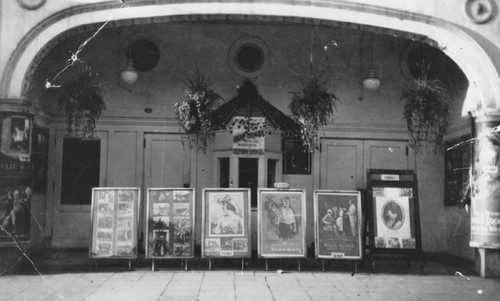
[{"left": 320, "top": 139, "right": 414, "bottom": 190}]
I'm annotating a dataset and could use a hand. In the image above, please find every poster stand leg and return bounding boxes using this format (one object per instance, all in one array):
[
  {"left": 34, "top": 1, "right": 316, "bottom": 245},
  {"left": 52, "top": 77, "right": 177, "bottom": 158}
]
[
  {"left": 322, "top": 260, "right": 325, "bottom": 272},
  {"left": 152, "top": 259, "right": 155, "bottom": 272},
  {"left": 128, "top": 260, "right": 132, "bottom": 271},
  {"left": 185, "top": 259, "right": 188, "bottom": 271},
  {"left": 265, "top": 259, "right": 268, "bottom": 271},
  {"left": 241, "top": 259, "right": 244, "bottom": 271},
  {"left": 298, "top": 259, "right": 301, "bottom": 271},
  {"left": 94, "top": 261, "right": 98, "bottom": 272},
  {"left": 352, "top": 261, "right": 357, "bottom": 276},
  {"left": 209, "top": 259, "right": 212, "bottom": 271}
]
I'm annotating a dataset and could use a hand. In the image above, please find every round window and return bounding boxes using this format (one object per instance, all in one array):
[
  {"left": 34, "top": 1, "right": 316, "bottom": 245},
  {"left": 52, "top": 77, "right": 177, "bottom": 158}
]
[
  {"left": 128, "top": 39, "right": 160, "bottom": 72},
  {"left": 235, "top": 43, "right": 264, "bottom": 73}
]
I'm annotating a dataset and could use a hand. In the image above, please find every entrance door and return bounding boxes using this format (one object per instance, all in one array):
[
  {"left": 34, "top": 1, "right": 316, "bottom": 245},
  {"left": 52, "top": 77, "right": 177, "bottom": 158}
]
[
  {"left": 238, "top": 158, "right": 258, "bottom": 207},
  {"left": 143, "top": 133, "right": 187, "bottom": 248},
  {"left": 320, "top": 139, "right": 363, "bottom": 190}
]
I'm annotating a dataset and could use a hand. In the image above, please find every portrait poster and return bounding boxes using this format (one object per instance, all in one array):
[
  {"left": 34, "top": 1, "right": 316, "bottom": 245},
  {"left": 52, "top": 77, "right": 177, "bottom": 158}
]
[
  {"left": 367, "top": 169, "right": 421, "bottom": 253},
  {"left": 314, "top": 190, "right": 363, "bottom": 259},
  {"left": 202, "top": 188, "right": 251, "bottom": 258},
  {"left": 90, "top": 188, "right": 140, "bottom": 259},
  {"left": 283, "top": 138, "right": 311, "bottom": 174},
  {"left": 145, "top": 188, "right": 195, "bottom": 259},
  {"left": 258, "top": 188, "right": 306, "bottom": 258}
]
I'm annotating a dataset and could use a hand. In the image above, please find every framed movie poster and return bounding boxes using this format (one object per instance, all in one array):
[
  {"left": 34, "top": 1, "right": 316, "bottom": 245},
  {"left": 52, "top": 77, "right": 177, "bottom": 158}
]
[
  {"left": 145, "top": 188, "right": 195, "bottom": 258},
  {"left": 367, "top": 170, "right": 421, "bottom": 254},
  {"left": 202, "top": 188, "right": 251, "bottom": 258},
  {"left": 90, "top": 188, "right": 140, "bottom": 259},
  {"left": 258, "top": 188, "right": 307, "bottom": 258},
  {"left": 314, "top": 190, "right": 363, "bottom": 259}
]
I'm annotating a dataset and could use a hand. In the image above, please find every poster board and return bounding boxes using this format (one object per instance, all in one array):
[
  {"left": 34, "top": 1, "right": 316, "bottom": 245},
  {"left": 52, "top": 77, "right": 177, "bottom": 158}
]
[
  {"left": 367, "top": 170, "right": 421, "bottom": 254},
  {"left": 314, "top": 190, "right": 363, "bottom": 260},
  {"left": 202, "top": 188, "right": 251, "bottom": 258},
  {"left": 258, "top": 188, "right": 307, "bottom": 258},
  {"left": 90, "top": 188, "right": 140, "bottom": 259},
  {"left": 145, "top": 188, "right": 195, "bottom": 258}
]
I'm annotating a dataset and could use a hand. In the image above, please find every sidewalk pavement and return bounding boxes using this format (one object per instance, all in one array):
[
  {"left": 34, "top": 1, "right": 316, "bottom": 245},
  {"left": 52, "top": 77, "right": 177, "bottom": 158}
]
[{"left": 1, "top": 269, "right": 499, "bottom": 301}]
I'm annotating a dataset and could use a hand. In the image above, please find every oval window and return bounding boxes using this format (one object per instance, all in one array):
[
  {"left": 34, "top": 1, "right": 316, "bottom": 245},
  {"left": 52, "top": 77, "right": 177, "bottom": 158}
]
[{"left": 128, "top": 39, "right": 160, "bottom": 72}]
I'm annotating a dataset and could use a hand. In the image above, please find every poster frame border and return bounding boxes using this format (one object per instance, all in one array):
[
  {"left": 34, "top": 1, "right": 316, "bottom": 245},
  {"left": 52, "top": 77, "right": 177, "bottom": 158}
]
[
  {"left": 313, "top": 189, "right": 363, "bottom": 260},
  {"left": 201, "top": 188, "right": 252, "bottom": 258},
  {"left": 145, "top": 187, "right": 196, "bottom": 259},
  {"left": 89, "top": 187, "right": 141, "bottom": 259},
  {"left": 257, "top": 188, "right": 307, "bottom": 259},
  {"left": 367, "top": 169, "right": 422, "bottom": 255}
]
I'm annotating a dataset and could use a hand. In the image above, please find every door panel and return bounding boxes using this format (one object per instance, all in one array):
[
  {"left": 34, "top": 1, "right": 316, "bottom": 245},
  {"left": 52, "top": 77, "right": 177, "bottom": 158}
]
[
  {"left": 364, "top": 140, "right": 412, "bottom": 171},
  {"left": 144, "top": 134, "right": 186, "bottom": 188},
  {"left": 320, "top": 140, "right": 363, "bottom": 190}
]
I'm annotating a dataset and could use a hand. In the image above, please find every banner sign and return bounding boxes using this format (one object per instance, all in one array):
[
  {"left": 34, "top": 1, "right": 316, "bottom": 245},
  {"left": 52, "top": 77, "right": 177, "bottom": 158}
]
[
  {"left": 258, "top": 188, "right": 306, "bottom": 258},
  {"left": 145, "top": 188, "right": 195, "bottom": 258},
  {"left": 202, "top": 188, "right": 251, "bottom": 258},
  {"left": 231, "top": 117, "right": 265, "bottom": 155},
  {"left": 314, "top": 190, "right": 363, "bottom": 259},
  {"left": 90, "top": 188, "right": 140, "bottom": 259}
]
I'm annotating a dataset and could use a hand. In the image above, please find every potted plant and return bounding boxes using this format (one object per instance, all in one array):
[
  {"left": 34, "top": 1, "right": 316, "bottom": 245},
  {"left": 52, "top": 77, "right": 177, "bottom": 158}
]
[
  {"left": 58, "top": 63, "right": 106, "bottom": 138},
  {"left": 289, "top": 76, "right": 340, "bottom": 152},
  {"left": 402, "top": 65, "right": 453, "bottom": 153},
  {"left": 174, "top": 70, "right": 223, "bottom": 151}
]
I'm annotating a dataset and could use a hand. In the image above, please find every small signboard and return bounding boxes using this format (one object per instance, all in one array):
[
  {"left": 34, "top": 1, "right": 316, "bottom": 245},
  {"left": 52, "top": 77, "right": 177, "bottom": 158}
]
[
  {"left": 367, "top": 170, "right": 421, "bottom": 255},
  {"left": 314, "top": 190, "right": 363, "bottom": 260},
  {"left": 202, "top": 188, "right": 251, "bottom": 258},
  {"left": 258, "top": 188, "right": 306, "bottom": 258},
  {"left": 89, "top": 188, "right": 140, "bottom": 259},
  {"left": 145, "top": 188, "right": 195, "bottom": 259}
]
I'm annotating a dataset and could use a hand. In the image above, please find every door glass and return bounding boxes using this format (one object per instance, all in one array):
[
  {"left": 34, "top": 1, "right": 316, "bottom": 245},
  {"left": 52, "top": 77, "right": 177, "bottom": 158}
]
[
  {"left": 239, "top": 158, "right": 258, "bottom": 207},
  {"left": 267, "top": 159, "right": 277, "bottom": 188},
  {"left": 219, "top": 157, "right": 230, "bottom": 187}
]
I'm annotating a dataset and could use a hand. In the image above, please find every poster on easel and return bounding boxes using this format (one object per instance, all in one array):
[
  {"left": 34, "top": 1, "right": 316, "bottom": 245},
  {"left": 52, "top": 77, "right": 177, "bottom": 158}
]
[
  {"left": 202, "top": 188, "right": 251, "bottom": 258},
  {"left": 89, "top": 188, "right": 140, "bottom": 259},
  {"left": 258, "top": 188, "right": 306, "bottom": 258},
  {"left": 145, "top": 188, "right": 195, "bottom": 259},
  {"left": 314, "top": 190, "right": 363, "bottom": 260},
  {"left": 367, "top": 170, "right": 421, "bottom": 254}
]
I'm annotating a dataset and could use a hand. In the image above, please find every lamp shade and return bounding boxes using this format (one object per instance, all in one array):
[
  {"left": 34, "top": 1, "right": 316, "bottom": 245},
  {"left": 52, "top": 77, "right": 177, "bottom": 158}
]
[
  {"left": 120, "top": 58, "right": 138, "bottom": 85},
  {"left": 363, "top": 65, "right": 381, "bottom": 91}
]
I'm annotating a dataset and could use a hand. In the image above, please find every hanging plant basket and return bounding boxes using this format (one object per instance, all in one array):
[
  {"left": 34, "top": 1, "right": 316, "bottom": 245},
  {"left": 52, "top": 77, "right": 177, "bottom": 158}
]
[
  {"left": 402, "top": 67, "right": 453, "bottom": 153},
  {"left": 174, "top": 70, "right": 223, "bottom": 151},
  {"left": 289, "top": 76, "right": 340, "bottom": 152},
  {"left": 58, "top": 63, "right": 106, "bottom": 138}
]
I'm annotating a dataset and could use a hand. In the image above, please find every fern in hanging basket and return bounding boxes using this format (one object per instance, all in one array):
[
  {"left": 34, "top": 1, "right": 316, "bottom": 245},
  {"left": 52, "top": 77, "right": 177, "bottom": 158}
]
[
  {"left": 289, "top": 76, "right": 340, "bottom": 152},
  {"left": 402, "top": 68, "right": 453, "bottom": 153},
  {"left": 58, "top": 63, "right": 106, "bottom": 138},
  {"left": 174, "top": 70, "right": 223, "bottom": 151}
]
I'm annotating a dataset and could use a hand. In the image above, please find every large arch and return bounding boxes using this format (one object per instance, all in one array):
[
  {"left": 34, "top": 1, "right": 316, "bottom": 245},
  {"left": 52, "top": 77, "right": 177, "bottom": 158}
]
[{"left": 2, "top": 1, "right": 500, "bottom": 115}]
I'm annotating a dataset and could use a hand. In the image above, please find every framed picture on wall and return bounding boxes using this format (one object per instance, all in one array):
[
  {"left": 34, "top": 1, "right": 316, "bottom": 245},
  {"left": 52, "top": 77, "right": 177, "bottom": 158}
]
[
  {"left": 314, "top": 190, "right": 363, "bottom": 259},
  {"left": 444, "top": 135, "right": 472, "bottom": 206},
  {"left": 367, "top": 170, "right": 421, "bottom": 255},
  {"left": 283, "top": 138, "right": 311, "bottom": 174},
  {"left": 145, "top": 188, "right": 195, "bottom": 259},
  {"left": 201, "top": 188, "right": 251, "bottom": 258},
  {"left": 90, "top": 188, "right": 140, "bottom": 259},
  {"left": 258, "top": 188, "right": 307, "bottom": 258}
]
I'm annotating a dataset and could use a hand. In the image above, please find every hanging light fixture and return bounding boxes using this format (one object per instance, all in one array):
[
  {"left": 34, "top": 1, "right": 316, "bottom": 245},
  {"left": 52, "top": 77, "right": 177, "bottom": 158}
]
[
  {"left": 363, "top": 33, "right": 381, "bottom": 91},
  {"left": 120, "top": 46, "right": 138, "bottom": 85}
]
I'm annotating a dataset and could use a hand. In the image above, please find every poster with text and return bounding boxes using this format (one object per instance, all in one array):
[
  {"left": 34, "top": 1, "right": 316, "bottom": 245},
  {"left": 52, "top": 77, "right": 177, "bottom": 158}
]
[
  {"left": 90, "top": 188, "right": 140, "bottom": 258},
  {"left": 145, "top": 188, "right": 195, "bottom": 258},
  {"left": 372, "top": 187, "right": 416, "bottom": 249},
  {"left": 314, "top": 190, "right": 363, "bottom": 259},
  {"left": 258, "top": 189, "right": 306, "bottom": 258},
  {"left": 202, "top": 188, "right": 251, "bottom": 258}
]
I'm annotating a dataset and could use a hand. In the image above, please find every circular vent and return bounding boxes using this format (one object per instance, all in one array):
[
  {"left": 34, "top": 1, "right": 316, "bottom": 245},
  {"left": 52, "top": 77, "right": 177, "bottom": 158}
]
[
  {"left": 229, "top": 36, "right": 269, "bottom": 78},
  {"left": 128, "top": 39, "right": 160, "bottom": 72}
]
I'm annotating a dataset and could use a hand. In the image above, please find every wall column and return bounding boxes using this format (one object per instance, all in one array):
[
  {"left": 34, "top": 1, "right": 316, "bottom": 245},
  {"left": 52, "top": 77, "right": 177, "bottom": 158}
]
[{"left": 471, "top": 113, "right": 500, "bottom": 277}]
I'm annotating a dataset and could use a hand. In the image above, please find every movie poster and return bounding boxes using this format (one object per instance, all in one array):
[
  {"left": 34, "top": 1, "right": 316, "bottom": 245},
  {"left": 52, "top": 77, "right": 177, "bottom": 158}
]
[
  {"left": 258, "top": 189, "right": 306, "bottom": 258},
  {"left": 90, "top": 188, "right": 140, "bottom": 258},
  {"left": 202, "top": 188, "right": 251, "bottom": 258},
  {"left": 314, "top": 190, "right": 363, "bottom": 259},
  {"left": 145, "top": 188, "right": 195, "bottom": 258},
  {"left": 0, "top": 115, "right": 33, "bottom": 244},
  {"left": 372, "top": 187, "right": 416, "bottom": 249}
]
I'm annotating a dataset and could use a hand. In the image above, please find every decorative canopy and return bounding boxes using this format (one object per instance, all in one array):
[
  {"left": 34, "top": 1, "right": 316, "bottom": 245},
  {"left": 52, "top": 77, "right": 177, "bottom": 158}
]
[{"left": 212, "top": 79, "right": 298, "bottom": 134}]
